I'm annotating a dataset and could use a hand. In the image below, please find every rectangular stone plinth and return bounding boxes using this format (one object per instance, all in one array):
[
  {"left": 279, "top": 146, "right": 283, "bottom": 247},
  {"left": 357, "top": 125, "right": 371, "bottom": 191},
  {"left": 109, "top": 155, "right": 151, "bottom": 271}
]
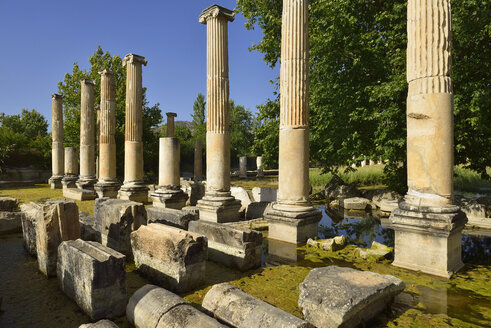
[
  {"left": 146, "top": 206, "right": 197, "bottom": 230},
  {"left": 58, "top": 239, "right": 126, "bottom": 320},
  {"left": 36, "top": 199, "right": 81, "bottom": 276},
  {"left": 150, "top": 189, "right": 188, "bottom": 210},
  {"left": 63, "top": 188, "right": 97, "bottom": 201},
  {"left": 118, "top": 186, "right": 149, "bottom": 203},
  {"left": 196, "top": 196, "right": 241, "bottom": 223},
  {"left": 389, "top": 207, "right": 466, "bottom": 278},
  {"left": 20, "top": 202, "right": 41, "bottom": 256},
  {"left": 49, "top": 176, "right": 63, "bottom": 189},
  {"left": 265, "top": 207, "right": 321, "bottom": 244},
  {"left": 94, "top": 198, "right": 147, "bottom": 257},
  {"left": 189, "top": 220, "right": 262, "bottom": 271},
  {"left": 94, "top": 183, "right": 120, "bottom": 199},
  {"left": 130, "top": 223, "right": 207, "bottom": 293}
]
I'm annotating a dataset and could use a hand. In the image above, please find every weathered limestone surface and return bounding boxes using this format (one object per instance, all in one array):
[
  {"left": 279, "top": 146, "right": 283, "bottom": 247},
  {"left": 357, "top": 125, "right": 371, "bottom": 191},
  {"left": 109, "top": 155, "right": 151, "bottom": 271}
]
[
  {"left": 340, "top": 197, "right": 370, "bottom": 210},
  {"left": 203, "top": 282, "right": 312, "bottom": 328},
  {"left": 79, "top": 211, "right": 99, "bottom": 242},
  {"left": 95, "top": 70, "right": 120, "bottom": 198},
  {"left": 77, "top": 79, "right": 97, "bottom": 190},
  {"left": 127, "top": 284, "right": 226, "bottom": 328},
  {"left": 231, "top": 186, "right": 252, "bottom": 208},
  {"left": 79, "top": 320, "right": 118, "bottom": 328},
  {"left": 197, "top": 5, "right": 241, "bottom": 223},
  {"left": 36, "top": 199, "right": 81, "bottom": 276},
  {"left": 245, "top": 202, "right": 271, "bottom": 219},
  {"left": 94, "top": 198, "right": 147, "bottom": 257},
  {"left": 0, "top": 197, "right": 22, "bottom": 235},
  {"left": 118, "top": 54, "right": 149, "bottom": 203},
  {"left": 130, "top": 224, "right": 207, "bottom": 292},
  {"left": 185, "top": 182, "right": 205, "bottom": 206},
  {"left": 265, "top": 0, "right": 321, "bottom": 243},
  {"left": 389, "top": 0, "right": 466, "bottom": 277},
  {"left": 20, "top": 202, "right": 41, "bottom": 255},
  {"left": 298, "top": 266, "right": 405, "bottom": 328},
  {"left": 165, "top": 112, "right": 177, "bottom": 137},
  {"left": 252, "top": 187, "right": 277, "bottom": 203},
  {"left": 357, "top": 241, "right": 393, "bottom": 261},
  {"left": 63, "top": 187, "right": 97, "bottom": 201},
  {"left": 239, "top": 156, "right": 247, "bottom": 178},
  {"left": 189, "top": 220, "right": 262, "bottom": 271},
  {"left": 146, "top": 206, "right": 197, "bottom": 230},
  {"left": 62, "top": 147, "right": 78, "bottom": 189},
  {"left": 49, "top": 94, "right": 64, "bottom": 189},
  {"left": 256, "top": 156, "right": 264, "bottom": 178},
  {"left": 194, "top": 140, "right": 203, "bottom": 181},
  {"left": 307, "top": 236, "right": 346, "bottom": 251},
  {"left": 0, "top": 197, "right": 19, "bottom": 212},
  {"left": 58, "top": 239, "right": 126, "bottom": 320}
]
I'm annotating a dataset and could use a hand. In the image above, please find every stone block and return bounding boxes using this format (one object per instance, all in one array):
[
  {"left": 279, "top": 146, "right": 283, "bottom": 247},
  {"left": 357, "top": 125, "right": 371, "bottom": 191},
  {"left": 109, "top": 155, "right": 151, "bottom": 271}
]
[
  {"left": 203, "top": 282, "right": 312, "bottom": 328},
  {"left": 307, "top": 235, "right": 346, "bottom": 251},
  {"left": 298, "top": 266, "right": 405, "bottom": 328},
  {"left": 79, "top": 211, "right": 99, "bottom": 242},
  {"left": 79, "top": 320, "right": 118, "bottom": 328},
  {"left": 0, "top": 211, "right": 23, "bottom": 235},
  {"left": 189, "top": 220, "right": 262, "bottom": 271},
  {"left": 130, "top": 223, "right": 207, "bottom": 292},
  {"left": 20, "top": 202, "right": 41, "bottom": 256},
  {"left": 371, "top": 190, "right": 402, "bottom": 208},
  {"left": 357, "top": 241, "right": 393, "bottom": 261},
  {"left": 94, "top": 198, "right": 147, "bottom": 258},
  {"left": 265, "top": 206, "right": 322, "bottom": 244},
  {"left": 340, "top": 197, "right": 370, "bottom": 210},
  {"left": 0, "top": 197, "right": 19, "bottom": 212},
  {"left": 231, "top": 186, "right": 252, "bottom": 208},
  {"left": 380, "top": 199, "right": 400, "bottom": 214},
  {"left": 146, "top": 206, "right": 197, "bottom": 230},
  {"left": 58, "top": 239, "right": 126, "bottom": 320},
  {"left": 36, "top": 199, "right": 81, "bottom": 276},
  {"left": 127, "top": 284, "right": 226, "bottom": 328},
  {"left": 197, "top": 195, "right": 241, "bottom": 223},
  {"left": 246, "top": 202, "right": 271, "bottom": 219},
  {"left": 251, "top": 187, "right": 277, "bottom": 203},
  {"left": 63, "top": 188, "right": 97, "bottom": 201},
  {"left": 188, "top": 182, "right": 205, "bottom": 206}
]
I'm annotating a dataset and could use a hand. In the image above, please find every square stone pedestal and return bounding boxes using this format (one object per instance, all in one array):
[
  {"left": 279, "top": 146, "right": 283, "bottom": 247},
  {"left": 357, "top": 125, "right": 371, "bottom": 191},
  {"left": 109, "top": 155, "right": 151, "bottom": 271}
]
[
  {"left": 196, "top": 192, "right": 241, "bottom": 223},
  {"left": 48, "top": 176, "right": 63, "bottom": 189},
  {"left": 94, "top": 181, "right": 120, "bottom": 199},
  {"left": 76, "top": 178, "right": 97, "bottom": 191},
  {"left": 389, "top": 202, "right": 467, "bottom": 278},
  {"left": 150, "top": 188, "right": 188, "bottom": 210},
  {"left": 62, "top": 176, "right": 78, "bottom": 189},
  {"left": 265, "top": 204, "right": 321, "bottom": 244},
  {"left": 118, "top": 183, "right": 149, "bottom": 203}
]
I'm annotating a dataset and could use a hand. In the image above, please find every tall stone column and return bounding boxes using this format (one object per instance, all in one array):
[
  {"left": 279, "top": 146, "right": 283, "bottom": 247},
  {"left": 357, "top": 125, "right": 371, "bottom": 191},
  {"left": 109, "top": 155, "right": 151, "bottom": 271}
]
[
  {"left": 166, "top": 112, "right": 177, "bottom": 137},
  {"left": 196, "top": 5, "right": 240, "bottom": 222},
  {"left": 265, "top": 0, "right": 321, "bottom": 244},
  {"left": 239, "top": 156, "right": 247, "bottom": 178},
  {"left": 194, "top": 140, "right": 203, "bottom": 181},
  {"left": 150, "top": 137, "right": 188, "bottom": 209},
  {"left": 76, "top": 79, "right": 97, "bottom": 190},
  {"left": 48, "top": 94, "right": 64, "bottom": 189},
  {"left": 256, "top": 156, "right": 264, "bottom": 178},
  {"left": 62, "top": 147, "right": 78, "bottom": 189},
  {"left": 95, "top": 69, "right": 120, "bottom": 198},
  {"left": 118, "top": 54, "right": 149, "bottom": 203},
  {"left": 389, "top": 0, "right": 466, "bottom": 278}
]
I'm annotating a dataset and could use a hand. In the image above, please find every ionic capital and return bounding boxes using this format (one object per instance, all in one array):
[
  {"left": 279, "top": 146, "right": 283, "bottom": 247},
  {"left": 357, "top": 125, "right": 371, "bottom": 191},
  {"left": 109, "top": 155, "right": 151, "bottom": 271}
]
[
  {"left": 199, "top": 4, "right": 235, "bottom": 24},
  {"left": 123, "top": 54, "right": 148, "bottom": 67},
  {"left": 80, "top": 79, "right": 96, "bottom": 86},
  {"left": 52, "top": 93, "right": 63, "bottom": 100},
  {"left": 98, "top": 69, "right": 113, "bottom": 76}
]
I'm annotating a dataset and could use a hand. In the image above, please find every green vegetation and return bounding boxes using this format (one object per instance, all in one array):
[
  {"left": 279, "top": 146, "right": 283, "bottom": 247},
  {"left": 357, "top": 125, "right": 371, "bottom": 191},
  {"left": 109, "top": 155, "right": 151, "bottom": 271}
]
[
  {"left": 309, "top": 166, "right": 386, "bottom": 188},
  {"left": 454, "top": 166, "right": 491, "bottom": 193}
]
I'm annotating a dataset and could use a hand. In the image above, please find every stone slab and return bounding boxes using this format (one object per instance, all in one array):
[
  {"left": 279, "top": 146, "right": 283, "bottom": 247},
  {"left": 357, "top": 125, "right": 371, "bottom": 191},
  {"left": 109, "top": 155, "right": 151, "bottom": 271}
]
[
  {"left": 63, "top": 188, "right": 97, "bottom": 201},
  {"left": 0, "top": 211, "right": 23, "bottom": 235},
  {"left": 298, "top": 266, "right": 405, "bottom": 328},
  {"left": 340, "top": 197, "right": 370, "bottom": 210},
  {"left": 251, "top": 187, "right": 277, "bottom": 203},
  {"left": 127, "top": 284, "right": 226, "bottom": 328},
  {"left": 130, "top": 223, "right": 207, "bottom": 293},
  {"left": 246, "top": 202, "right": 271, "bottom": 219},
  {"left": 20, "top": 202, "right": 41, "bottom": 256},
  {"left": 58, "top": 239, "right": 126, "bottom": 320},
  {"left": 203, "top": 282, "right": 312, "bottom": 328},
  {"left": 79, "top": 211, "right": 99, "bottom": 242},
  {"left": 231, "top": 186, "right": 252, "bottom": 208},
  {"left": 357, "top": 241, "right": 393, "bottom": 261},
  {"left": 188, "top": 220, "right": 262, "bottom": 271},
  {"left": 146, "top": 206, "right": 197, "bottom": 230}
]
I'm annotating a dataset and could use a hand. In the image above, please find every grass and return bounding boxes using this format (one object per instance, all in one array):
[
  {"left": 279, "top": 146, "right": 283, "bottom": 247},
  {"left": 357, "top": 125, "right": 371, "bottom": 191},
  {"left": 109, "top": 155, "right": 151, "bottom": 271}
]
[
  {"left": 309, "top": 165, "right": 386, "bottom": 188},
  {"left": 454, "top": 166, "right": 491, "bottom": 193}
]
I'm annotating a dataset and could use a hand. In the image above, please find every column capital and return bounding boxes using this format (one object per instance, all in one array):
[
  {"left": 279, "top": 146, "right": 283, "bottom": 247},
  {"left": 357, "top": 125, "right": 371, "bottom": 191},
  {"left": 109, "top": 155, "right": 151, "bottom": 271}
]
[
  {"left": 166, "top": 112, "right": 177, "bottom": 118},
  {"left": 52, "top": 93, "right": 63, "bottom": 100},
  {"left": 80, "top": 79, "right": 96, "bottom": 86},
  {"left": 123, "top": 54, "right": 148, "bottom": 67},
  {"left": 98, "top": 69, "right": 113, "bottom": 76},
  {"left": 199, "top": 4, "right": 235, "bottom": 24}
]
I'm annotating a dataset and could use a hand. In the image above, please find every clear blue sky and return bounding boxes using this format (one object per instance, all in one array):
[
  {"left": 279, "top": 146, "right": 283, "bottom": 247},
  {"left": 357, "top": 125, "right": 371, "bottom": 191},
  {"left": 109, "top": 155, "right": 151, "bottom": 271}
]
[{"left": 0, "top": 0, "right": 279, "bottom": 128}]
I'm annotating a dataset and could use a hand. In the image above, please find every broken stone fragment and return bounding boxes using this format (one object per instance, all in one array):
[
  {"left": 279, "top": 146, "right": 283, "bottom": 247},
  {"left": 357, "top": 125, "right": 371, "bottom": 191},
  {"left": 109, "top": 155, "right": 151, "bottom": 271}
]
[
  {"left": 79, "top": 211, "right": 99, "bottom": 242},
  {"left": 79, "top": 320, "right": 119, "bottom": 328},
  {"left": 357, "top": 241, "right": 393, "bottom": 261},
  {"left": 298, "top": 266, "right": 405, "bottom": 328},
  {"left": 0, "top": 211, "right": 23, "bottom": 235},
  {"left": 0, "top": 197, "right": 19, "bottom": 212},
  {"left": 20, "top": 202, "right": 41, "bottom": 256},
  {"left": 203, "top": 282, "right": 312, "bottom": 328},
  {"left": 146, "top": 206, "right": 197, "bottom": 230},
  {"left": 340, "top": 197, "right": 370, "bottom": 210},
  {"left": 307, "top": 235, "right": 346, "bottom": 251}
]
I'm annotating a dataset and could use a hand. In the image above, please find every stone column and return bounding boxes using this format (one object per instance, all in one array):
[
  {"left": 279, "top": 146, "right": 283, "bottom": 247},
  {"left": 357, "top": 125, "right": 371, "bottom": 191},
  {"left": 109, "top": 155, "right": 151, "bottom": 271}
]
[
  {"left": 196, "top": 5, "right": 241, "bottom": 222},
  {"left": 76, "top": 79, "right": 97, "bottom": 190},
  {"left": 239, "top": 156, "right": 247, "bottom": 178},
  {"left": 194, "top": 140, "right": 203, "bottom": 181},
  {"left": 95, "top": 69, "right": 120, "bottom": 198},
  {"left": 166, "top": 112, "right": 177, "bottom": 137},
  {"left": 62, "top": 147, "right": 78, "bottom": 189},
  {"left": 118, "top": 54, "right": 149, "bottom": 203},
  {"left": 265, "top": 0, "right": 321, "bottom": 244},
  {"left": 150, "top": 138, "right": 188, "bottom": 209},
  {"left": 389, "top": 0, "right": 466, "bottom": 278},
  {"left": 48, "top": 94, "right": 64, "bottom": 189},
  {"left": 256, "top": 156, "right": 264, "bottom": 178}
]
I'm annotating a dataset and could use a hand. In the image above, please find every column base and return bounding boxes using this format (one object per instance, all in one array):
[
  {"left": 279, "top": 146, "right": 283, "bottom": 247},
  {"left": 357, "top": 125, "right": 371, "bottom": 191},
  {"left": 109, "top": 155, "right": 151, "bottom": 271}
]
[
  {"left": 63, "top": 188, "right": 97, "bottom": 201},
  {"left": 265, "top": 203, "right": 322, "bottom": 244},
  {"left": 61, "top": 175, "right": 78, "bottom": 189},
  {"left": 118, "top": 182, "right": 149, "bottom": 203},
  {"left": 94, "top": 180, "right": 120, "bottom": 199},
  {"left": 389, "top": 202, "right": 467, "bottom": 278},
  {"left": 76, "top": 176, "right": 97, "bottom": 190},
  {"left": 196, "top": 191, "right": 241, "bottom": 223},
  {"left": 150, "top": 187, "right": 189, "bottom": 210},
  {"left": 48, "top": 176, "right": 63, "bottom": 189}
]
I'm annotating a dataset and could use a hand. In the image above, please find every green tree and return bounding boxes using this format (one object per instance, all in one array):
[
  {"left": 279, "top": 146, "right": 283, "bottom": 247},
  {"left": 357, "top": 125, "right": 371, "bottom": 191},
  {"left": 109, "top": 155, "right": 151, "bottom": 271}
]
[
  {"left": 58, "top": 46, "right": 162, "bottom": 178},
  {"left": 230, "top": 99, "right": 254, "bottom": 161},
  {"left": 252, "top": 98, "right": 279, "bottom": 169},
  {"left": 191, "top": 93, "right": 206, "bottom": 143}
]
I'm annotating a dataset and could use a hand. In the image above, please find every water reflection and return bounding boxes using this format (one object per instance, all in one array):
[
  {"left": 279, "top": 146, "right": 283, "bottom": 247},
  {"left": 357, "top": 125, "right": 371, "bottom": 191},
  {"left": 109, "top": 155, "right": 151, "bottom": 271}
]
[{"left": 265, "top": 239, "right": 304, "bottom": 266}]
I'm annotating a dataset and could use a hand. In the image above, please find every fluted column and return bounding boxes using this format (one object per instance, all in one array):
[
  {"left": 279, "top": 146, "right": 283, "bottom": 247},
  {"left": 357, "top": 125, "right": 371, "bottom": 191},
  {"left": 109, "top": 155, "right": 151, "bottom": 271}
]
[
  {"left": 48, "top": 94, "right": 64, "bottom": 189},
  {"left": 95, "top": 69, "right": 120, "bottom": 198},
  {"left": 265, "top": 0, "right": 321, "bottom": 244},
  {"left": 389, "top": 0, "right": 466, "bottom": 278},
  {"left": 118, "top": 54, "right": 149, "bottom": 203},
  {"left": 76, "top": 79, "right": 97, "bottom": 189},
  {"left": 196, "top": 5, "right": 241, "bottom": 222},
  {"left": 194, "top": 140, "right": 203, "bottom": 181},
  {"left": 166, "top": 112, "right": 177, "bottom": 137}
]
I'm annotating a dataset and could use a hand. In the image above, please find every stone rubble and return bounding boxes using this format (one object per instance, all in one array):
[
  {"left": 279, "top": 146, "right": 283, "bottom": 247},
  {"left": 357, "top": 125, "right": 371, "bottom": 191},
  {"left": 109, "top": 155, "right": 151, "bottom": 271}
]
[
  {"left": 0, "top": 197, "right": 23, "bottom": 235},
  {"left": 146, "top": 206, "right": 197, "bottom": 230},
  {"left": 339, "top": 197, "right": 370, "bottom": 211},
  {"left": 357, "top": 241, "right": 393, "bottom": 261},
  {"left": 307, "top": 236, "right": 346, "bottom": 251}
]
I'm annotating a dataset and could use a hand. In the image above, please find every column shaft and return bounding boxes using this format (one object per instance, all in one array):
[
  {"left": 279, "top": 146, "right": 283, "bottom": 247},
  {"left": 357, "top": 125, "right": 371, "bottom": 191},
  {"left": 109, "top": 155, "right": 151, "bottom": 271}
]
[
  {"left": 78, "top": 79, "right": 96, "bottom": 186},
  {"left": 51, "top": 94, "right": 64, "bottom": 176},
  {"left": 98, "top": 70, "right": 117, "bottom": 181}
]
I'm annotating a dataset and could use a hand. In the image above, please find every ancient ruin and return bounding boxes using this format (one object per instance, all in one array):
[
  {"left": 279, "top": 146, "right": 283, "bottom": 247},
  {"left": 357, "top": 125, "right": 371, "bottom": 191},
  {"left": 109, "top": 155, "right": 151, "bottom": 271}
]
[
  {"left": 62, "top": 147, "right": 78, "bottom": 189},
  {"left": 194, "top": 140, "right": 203, "bottom": 181},
  {"left": 77, "top": 79, "right": 97, "bottom": 190},
  {"left": 48, "top": 94, "right": 64, "bottom": 189},
  {"left": 165, "top": 112, "right": 177, "bottom": 137}
]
